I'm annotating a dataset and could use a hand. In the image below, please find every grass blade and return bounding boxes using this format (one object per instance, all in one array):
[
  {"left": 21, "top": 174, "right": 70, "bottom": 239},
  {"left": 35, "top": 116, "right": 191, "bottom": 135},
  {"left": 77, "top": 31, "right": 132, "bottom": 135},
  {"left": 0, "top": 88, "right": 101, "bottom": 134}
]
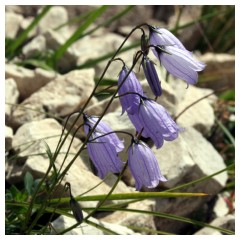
[{"left": 52, "top": 6, "right": 109, "bottom": 64}]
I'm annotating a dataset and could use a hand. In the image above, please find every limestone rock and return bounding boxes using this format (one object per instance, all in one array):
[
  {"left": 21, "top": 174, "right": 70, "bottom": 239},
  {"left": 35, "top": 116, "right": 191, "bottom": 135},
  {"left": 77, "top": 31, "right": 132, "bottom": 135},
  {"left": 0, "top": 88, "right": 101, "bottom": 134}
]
[
  {"left": 5, "top": 78, "right": 19, "bottom": 121},
  {"left": 38, "top": 6, "right": 69, "bottom": 36},
  {"left": 20, "top": 17, "right": 38, "bottom": 39},
  {"left": 5, "top": 126, "right": 13, "bottom": 152},
  {"left": 5, "top": 12, "right": 23, "bottom": 39},
  {"left": 75, "top": 32, "right": 138, "bottom": 78},
  {"left": 22, "top": 35, "right": 46, "bottom": 58},
  {"left": 175, "top": 85, "right": 216, "bottom": 135},
  {"left": 194, "top": 214, "right": 235, "bottom": 235},
  {"left": 99, "top": 199, "right": 156, "bottom": 234},
  {"left": 213, "top": 193, "right": 230, "bottom": 218},
  {"left": 51, "top": 211, "right": 138, "bottom": 235},
  {"left": 11, "top": 69, "right": 95, "bottom": 128},
  {"left": 44, "top": 30, "right": 78, "bottom": 72},
  {"left": 5, "top": 64, "right": 57, "bottom": 100}
]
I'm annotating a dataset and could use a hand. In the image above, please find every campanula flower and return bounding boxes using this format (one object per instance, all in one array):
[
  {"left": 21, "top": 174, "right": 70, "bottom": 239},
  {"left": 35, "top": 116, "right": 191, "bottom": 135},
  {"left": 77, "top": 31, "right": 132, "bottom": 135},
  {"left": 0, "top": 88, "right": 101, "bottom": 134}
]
[
  {"left": 128, "top": 138, "right": 167, "bottom": 190},
  {"left": 118, "top": 65, "right": 144, "bottom": 115},
  {"left": 128, "top": 98, "right": 181, "bottom": 148},
  {"left": 142, "top": 55, "right": 162, "bottom": 97},
  {"left": 149, "top": 25, "right": 190, "bottom": 53},
  {"left": 154, "top": 45, "right": 206, "bottom": 85},
  {"left": 83, "top": 114, "right": 124, "bottom": 178},
  {"left": 148, "top": 26, "right": 206, "bottom": 85}
]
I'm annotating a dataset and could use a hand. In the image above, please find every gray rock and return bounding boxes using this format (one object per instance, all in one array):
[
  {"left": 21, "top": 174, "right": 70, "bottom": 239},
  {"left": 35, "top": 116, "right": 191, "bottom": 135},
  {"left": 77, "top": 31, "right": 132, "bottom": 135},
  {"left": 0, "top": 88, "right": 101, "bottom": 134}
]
[
  {"left": 198, "top": 53, "right": 235, "bottom": 90},
  {"left": 194, "top": 214, "right": 235, "bottom": 235},
  {"left": 5, "top": 64, "right": 57, "bottom": 100},
  {"left": 22, "top": 35, "right": 46, "bottom": 58},
  {"left": 5, "top": 78, "right": 19, "bottom": 120},
  {"left": 152, "top": 127, "right": 228, "bottom": 233},
  {"left": 11, "top": 69, "right": 95, "bottom": 128},
  {"left": 5, "top": 12, "right": 23, "bottom": 39},
  {"left": 11, "top": 118, "right": 131, "bottom": 208},
  {"left": 5, "top": 126, "right": 13, "bottom": 152},
  {"left": 51, "top": 211, "right": 138, "bottom": 235}
]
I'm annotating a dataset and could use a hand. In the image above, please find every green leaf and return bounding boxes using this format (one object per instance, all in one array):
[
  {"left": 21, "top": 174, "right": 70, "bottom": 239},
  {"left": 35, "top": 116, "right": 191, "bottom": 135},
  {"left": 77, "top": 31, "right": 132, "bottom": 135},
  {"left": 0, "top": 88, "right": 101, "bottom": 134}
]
[
  {"left": 52, "top": 6, "right": 109, "bottom": 65},
  {"left": 50, "top": 192, "right": 208, "bottom": 204},
  {"left": 16, "top": 59, "right": 54, "bottom": 71},
  {"left": 24, "top": 172, "right": 34, "bottom": 195}
]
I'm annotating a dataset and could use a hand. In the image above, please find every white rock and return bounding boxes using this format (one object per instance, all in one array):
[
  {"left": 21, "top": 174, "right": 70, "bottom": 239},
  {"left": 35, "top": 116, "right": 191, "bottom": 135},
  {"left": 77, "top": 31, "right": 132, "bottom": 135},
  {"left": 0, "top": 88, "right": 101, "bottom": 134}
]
[
  {"left": 154, "top": 127, "right": 227, "bottom": 189},
  {"left": 5, "top": 78, "right": 19, "bottom": 119},
  {"left": 175, "top": 85, "right": 216, "bottom": 135},
  {"left": 22, "top": 35, "right": 46, "bottom": 58},
  {"left": 5, "top": 64, "right": 57, "bottom": 100},
  {"left": 100, "top": 199, "right": 156, "bottom": 234},
  {"left": 75, "top": 32, "right": 138, "bottom": 78},
  {"left": 194, "top": 214, "right": 235, "bottom": 235},
  {"left": 213, "top": 194, "right": 229, "bottom": 218},
  {"left": 38, "top": 6, "right": 68, "bottom": 34},
  {"left": 5, "top": 12, "right": 24, "bottom": 39},
  {"left": 20, "top": 17, "right": 38, "bottom": 39},
  {"left": 5, "top": 126, "right": 13, "bottom": 152},
  {"left": 51, "top": 211, "right": 138, "bottom": 235},
  {"left": 11, "top": 69, "right": 95, "bottom": 128},
  {"left": 44, "top": 30, "right": 78, "bottom": 72}
]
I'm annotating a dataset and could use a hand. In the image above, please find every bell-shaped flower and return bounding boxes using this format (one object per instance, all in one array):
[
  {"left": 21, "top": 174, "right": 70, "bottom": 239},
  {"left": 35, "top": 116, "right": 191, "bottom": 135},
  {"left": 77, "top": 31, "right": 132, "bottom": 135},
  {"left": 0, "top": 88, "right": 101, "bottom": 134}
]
[
  {"left": 149, "top": 25, "right": 191, "bottom": 54},
  {"left": 83, "top": 114, "right": 124, "bottom": 178},
  {"left": 128, "top": 138, "right": 167, "bottom": 190},
  {"left": 153, "top": 45, "right": 205, "bottom": 85},
  {"left": 128, "top": 98, "right": 181, "bottom": 149},
  {"left": 142, "top": 55, "right": 162, "bottom": 97},
  {"left": 83, "top": 114, "right": 124, "bottom": 152},
  {"left": 118, "top": 65, "right": 144, "bottom": 115}
]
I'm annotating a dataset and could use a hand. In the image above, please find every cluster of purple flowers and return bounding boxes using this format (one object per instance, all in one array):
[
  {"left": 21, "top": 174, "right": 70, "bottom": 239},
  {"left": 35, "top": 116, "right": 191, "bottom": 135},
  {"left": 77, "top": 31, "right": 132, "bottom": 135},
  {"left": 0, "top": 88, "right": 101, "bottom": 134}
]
[{"left": 83, "top": 26, "right": 205, "bottom": 191}]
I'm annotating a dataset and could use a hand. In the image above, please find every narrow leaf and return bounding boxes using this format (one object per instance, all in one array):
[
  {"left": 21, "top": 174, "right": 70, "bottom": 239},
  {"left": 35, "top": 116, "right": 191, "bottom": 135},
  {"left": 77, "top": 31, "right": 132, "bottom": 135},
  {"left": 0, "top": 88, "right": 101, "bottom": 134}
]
[{"left": 24, "top": 172, "right": 34, "bottom": 195}]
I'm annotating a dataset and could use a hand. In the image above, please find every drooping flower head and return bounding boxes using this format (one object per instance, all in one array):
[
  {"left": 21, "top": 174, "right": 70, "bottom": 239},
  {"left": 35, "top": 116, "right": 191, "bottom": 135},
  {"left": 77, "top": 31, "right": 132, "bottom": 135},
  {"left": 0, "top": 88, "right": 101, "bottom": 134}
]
[
  {"left": 148, "top": 25, "right": 206, "bottom": 85},
  {"left": 149, "top": 25, "right": 190, "bottom": 53},
  {"left": 128, "top": 138, "right": 167, "bottom": 190},
  {"left": 83, "top": 114, "right": 124, "bottom": 178},
  {"left": 127, "top": 97, "right": 182, "bottom": 149},
  {"left": 142, "top": 55, "right": 162, "bottom": 97},
  {"left": 118, "top": 65, "right": 144, "bottom": 115}
]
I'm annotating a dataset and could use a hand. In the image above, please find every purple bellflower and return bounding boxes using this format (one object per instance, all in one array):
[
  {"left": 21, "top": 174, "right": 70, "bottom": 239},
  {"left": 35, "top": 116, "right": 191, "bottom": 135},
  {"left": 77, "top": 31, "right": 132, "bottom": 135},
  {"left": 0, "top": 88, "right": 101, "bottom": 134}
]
[
  {"left": 118, "top": 65, "right": 144, "bottom": 115},
  {"left": 83, "top": 114, "right": 124, "bottom": 179},
  {"left": 149, "top": 26, "right": 191, "bottom": 53},
  {"left": 127, "top": 98, "right": 181, "bottom": 149},
  {"left": 142, "top": 55, "right": 162, "bottom": 97},
  {"left": 128, "top": 138, "right": 167, "bottom": 190},
  {"left": 148, "top": 26, "right": 206, "bottom": 85}
]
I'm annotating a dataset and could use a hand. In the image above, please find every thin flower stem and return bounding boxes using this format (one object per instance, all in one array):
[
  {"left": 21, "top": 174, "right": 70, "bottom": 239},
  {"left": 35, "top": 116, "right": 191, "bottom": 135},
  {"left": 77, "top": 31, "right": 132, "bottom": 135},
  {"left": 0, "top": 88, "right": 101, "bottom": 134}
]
[
  {"left": 88, "top": 130, "right": 134, "bottom": 142},
  {"left": 25, "top": 24, "right": 146, "bottom": 233},
  {"left": 174, "top": 87, "right": 227, "bottom": 121}
]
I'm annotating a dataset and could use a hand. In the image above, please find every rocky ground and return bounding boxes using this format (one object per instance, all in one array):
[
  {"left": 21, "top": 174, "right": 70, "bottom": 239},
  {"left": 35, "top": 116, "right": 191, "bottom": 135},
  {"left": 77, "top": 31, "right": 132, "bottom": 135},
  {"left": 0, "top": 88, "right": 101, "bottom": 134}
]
[{"left": 5, "top": 6, "right": 235, "bottom": 235}]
